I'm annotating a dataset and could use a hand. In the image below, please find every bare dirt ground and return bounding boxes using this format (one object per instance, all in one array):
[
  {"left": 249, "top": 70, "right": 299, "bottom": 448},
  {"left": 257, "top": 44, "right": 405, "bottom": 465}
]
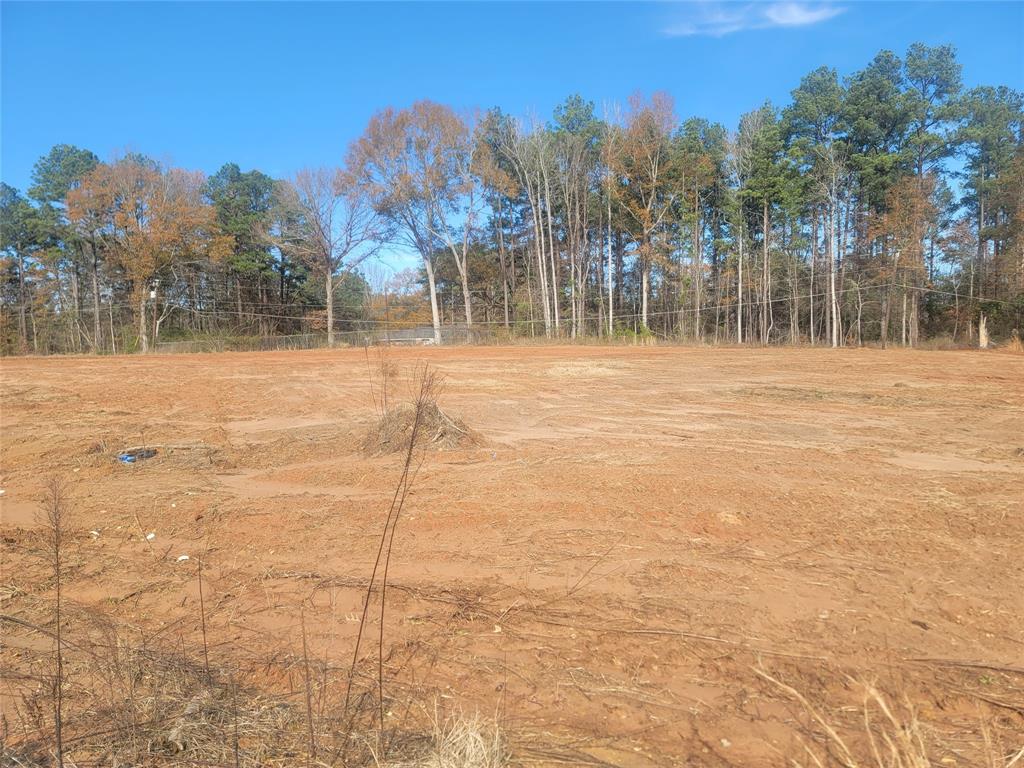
[{"left": 2, "top": 346, "right": 1023, "bottom": 766}]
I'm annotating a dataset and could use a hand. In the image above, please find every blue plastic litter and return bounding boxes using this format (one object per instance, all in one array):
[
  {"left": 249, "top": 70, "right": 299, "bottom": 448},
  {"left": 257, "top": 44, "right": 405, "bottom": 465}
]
[{"left": 117, "top": 448, "right": 157, "bottom": 464}]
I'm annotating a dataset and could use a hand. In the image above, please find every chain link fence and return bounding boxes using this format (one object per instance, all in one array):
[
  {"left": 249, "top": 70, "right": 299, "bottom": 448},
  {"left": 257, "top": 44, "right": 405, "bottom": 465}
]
[{"left": 152, "top": 325, "right": 493, "bottom": 354}]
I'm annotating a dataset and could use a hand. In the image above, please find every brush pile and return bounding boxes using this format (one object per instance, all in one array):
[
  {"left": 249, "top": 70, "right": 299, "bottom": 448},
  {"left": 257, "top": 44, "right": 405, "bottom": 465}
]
[{"left": 363, "top": 403, "right": 480, "bottom": 455}]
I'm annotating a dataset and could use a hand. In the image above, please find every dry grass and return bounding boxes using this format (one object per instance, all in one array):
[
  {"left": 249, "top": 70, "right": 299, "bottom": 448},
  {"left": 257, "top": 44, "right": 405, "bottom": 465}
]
[
  {"left": 1, "top": 614, "right": 301, "bottom": 767},
  {"left": 914, "top": 334, "right": 967, "bottom": 351},
  {"left": 753, "top": 666, "right": 1021, "bottom": 768},
  {"left": 376, "top": 709, "right": 504, "bottom": 768},
  {"left": 1, "top": 610, "right": 499, "bottom": 768}
]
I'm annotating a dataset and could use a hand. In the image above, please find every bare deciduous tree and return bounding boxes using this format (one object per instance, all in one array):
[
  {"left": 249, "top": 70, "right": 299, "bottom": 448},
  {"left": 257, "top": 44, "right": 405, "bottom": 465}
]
[
  {"left": 271, "top": 168, "right": 383, "bottom": 346},
  {"left": 498, "top": 117, "right": 555, "bottom": 337},
  {"left": 347, "top": 101, "right": 483, "bottom": 344},
  {"left": 815, "top": 143, "right": 851, "bottom": 348}
]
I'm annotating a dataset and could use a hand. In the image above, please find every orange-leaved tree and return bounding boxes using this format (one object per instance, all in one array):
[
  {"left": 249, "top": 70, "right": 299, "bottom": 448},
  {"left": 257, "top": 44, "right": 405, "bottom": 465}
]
[
  {"left": 610, "top": 92, "right": 677, "bottom": 330},
  {"left": 69, "top": 158, "right": 231, "bottom": 352},
  {"left": 870, "top": 173, "right": 937, "bottom": 346}
]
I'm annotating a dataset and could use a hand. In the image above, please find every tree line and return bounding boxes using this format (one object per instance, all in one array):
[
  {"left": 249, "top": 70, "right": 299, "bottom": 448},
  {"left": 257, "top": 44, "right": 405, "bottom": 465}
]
[{"left": 2, "top": 42, "right": 1021, "bottom": 354}]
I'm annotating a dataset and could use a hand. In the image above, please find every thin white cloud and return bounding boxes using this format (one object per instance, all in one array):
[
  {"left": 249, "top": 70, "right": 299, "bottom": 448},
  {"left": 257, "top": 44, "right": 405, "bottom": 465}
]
[
  {"left": 764, "top": 2, "right": 843, "bottom": 26},
  {"left": 664, "top": 2, "right": 845, "bottom": 37}
]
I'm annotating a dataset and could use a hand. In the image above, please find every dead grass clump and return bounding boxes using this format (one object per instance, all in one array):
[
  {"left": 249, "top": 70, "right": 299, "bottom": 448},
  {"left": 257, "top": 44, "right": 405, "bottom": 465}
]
[
  {"left": 753, "top": 666, "right": 1019, "bottom": 768},
  {"left": 378, "top": 710, "right": 505, "bottom": 768},
  {"left": 1007, "top": 329, "right": 1023, "bottom": 354},
  {"left": 363, "top": 403, "right": 480, "bottom": 455},
  {"left": 755, "top": 666, "right": 929, "bottom": 767},
  {"left": 915, "top": 334, "right": 965, "bottom": 351},
  {"left": 152, "top": 681, "right": 294, "bottom": 762}
]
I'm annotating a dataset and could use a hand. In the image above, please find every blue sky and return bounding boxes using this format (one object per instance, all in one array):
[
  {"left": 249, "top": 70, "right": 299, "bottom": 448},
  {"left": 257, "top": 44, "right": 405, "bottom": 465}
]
[{"left": 3, "top": 1, "right": 1022, "bottom": 198}]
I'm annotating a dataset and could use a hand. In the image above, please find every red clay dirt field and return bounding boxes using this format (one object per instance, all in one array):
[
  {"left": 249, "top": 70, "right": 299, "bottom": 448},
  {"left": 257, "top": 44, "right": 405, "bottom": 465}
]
[{"left": 1, "top": 345, "right": 1022, "bottom": 766}]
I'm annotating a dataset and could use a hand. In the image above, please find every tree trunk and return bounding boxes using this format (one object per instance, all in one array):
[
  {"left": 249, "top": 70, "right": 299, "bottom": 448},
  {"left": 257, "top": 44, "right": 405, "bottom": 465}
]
[
  {"left": 525, "top": 242, "right": 536, "bottom": 337},
  {"left": 829, "top": 201, "right": 839, "bottom": 349},
  {"left": 460, "top": 265, "right": 473, "bottom": 327},
  {"left": 810, "top": 208, "right": 817, "bottom": 345},
  {"left": 90, "top": 241, "right": 102, "bottom": 353},
  {"left": 953, "top": 281, "right": 960, "bottom": 340},
  {"left": 17, "top": 253, "right": 28, "bottom": 353},
  {"left": 856, "top": 288, "right": 864, "bottom": 346},
  {"left": 496, "top": 200, "right": 510, "bottom": 329},
  {"left": 526, "top": 179, "right": 551, "bottom": 337},
  {"left": 236, "top": 273, "right": 243, "bottom": 330},
  {"left": 109, "top": 301, "right": 117, "bottom": 354},
  {"left": 901, "top": 289, "right": 908, "bottom": 347},
  {"left": 424, "top": 259, "right": 442, "bottom": 345},
  {"left": 839, "top": 199, "right": 851, "bottom": 345},
  {"left": 607, "top": 190, "right": 614, "bottom": 335},
  {"left": 968, "top": 251, "right": 976, "bottom": 341},
  {"left": 762, "top": 200, "right": 770, "bottom": 345},
  {"left": 737, "top": 227, "right": 743, "bottom": 344},
  {"left": 881, "top": 288, "right": 891, "bottom": 348},
  {"left": 569, "top": 253, "right": 577, "bottom": 339},
  {"left": 534, "top": 216, "right": 551, "bottom": 336},
  {"left": 641, "top": 254, "right": 650, "bottom": 330},
  {"left": 824, "top": 213, "right": 832, "bottom": 345},
  {"left": 910, "top": 290, "right": 919, "bottom": 347},
  {"left": 787, "top": 221, "right": 799, "bottom": 344},
  {"left": 152, "top": 285, "right": 160, "bottom": 346},
  {"left": 139, "top": 293, "right": 149, "bottom": 353},
  {"left": 548, "top": 244, "right": 559, "bottom": 334},
  {"left": 693, "top": 187, "right": 702, "bottom": 340},
  {"left": 542, "top": 169, "right": 560, "bottom": 334},
  {"left": 325, "top": 269, "right": 334, "bottom": 346},
  {"left": 976, "top": 183, "right": 985, "bottom": 321}
]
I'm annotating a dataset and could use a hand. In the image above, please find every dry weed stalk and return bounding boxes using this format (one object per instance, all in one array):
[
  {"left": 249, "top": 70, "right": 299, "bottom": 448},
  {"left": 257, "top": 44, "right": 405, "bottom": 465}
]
[
  {"left": 197, "top": 555, "right": 211, "bottom": 682},
  {"left": 343, "top": 364, "right": 441, "bottom": 760},
  {"left": 40, "top": 478, "right": 71, "bottom": 768},
  {"left": 981, "top": 717, "right": 1024, "bottom": 768},
  {"left": 301, "top": 607, "right": 316, "bottom": 767},
  {"left": 365, "top": 344, "right": 399, "bottom": 416}
]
